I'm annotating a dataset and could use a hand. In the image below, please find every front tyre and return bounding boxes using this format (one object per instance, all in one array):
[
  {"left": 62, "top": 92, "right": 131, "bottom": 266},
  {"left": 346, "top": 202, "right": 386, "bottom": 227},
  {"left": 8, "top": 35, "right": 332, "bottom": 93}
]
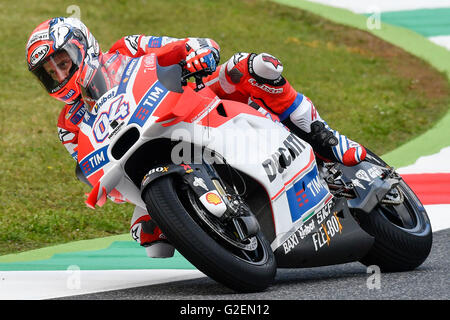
[{"left": 143, "top": 175, "right": 276, "bottom": 292}]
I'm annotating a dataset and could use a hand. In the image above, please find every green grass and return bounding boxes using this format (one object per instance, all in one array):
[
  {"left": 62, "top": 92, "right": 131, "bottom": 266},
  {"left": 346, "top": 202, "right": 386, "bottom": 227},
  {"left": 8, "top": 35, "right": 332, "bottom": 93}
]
[{"left": 0, "top": 0, "right": 449, "bottom": 255}]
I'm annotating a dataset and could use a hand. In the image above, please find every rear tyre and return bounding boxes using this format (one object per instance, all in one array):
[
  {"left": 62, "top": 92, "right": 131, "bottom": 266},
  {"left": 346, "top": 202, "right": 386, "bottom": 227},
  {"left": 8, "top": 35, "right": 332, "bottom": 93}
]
[
  {"left": 357, "top": 180, "right": 432, "bottom": 271},
  {"left": 143, "top": 175, "right": 276, "bottom": 292}
]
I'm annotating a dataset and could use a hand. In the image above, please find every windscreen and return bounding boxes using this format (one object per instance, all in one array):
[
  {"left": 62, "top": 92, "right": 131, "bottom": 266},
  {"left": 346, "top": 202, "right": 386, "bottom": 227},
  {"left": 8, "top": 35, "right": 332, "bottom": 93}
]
[{"left": 81, "top": 53, "right": 131, "bottom": 109}]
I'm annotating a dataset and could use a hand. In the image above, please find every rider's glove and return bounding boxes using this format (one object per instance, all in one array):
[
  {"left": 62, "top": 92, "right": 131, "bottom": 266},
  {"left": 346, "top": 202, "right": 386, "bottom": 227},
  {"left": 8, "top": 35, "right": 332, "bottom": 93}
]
[
  {"left": 184, "top": 45, "right": 220, "bottom": 74},
  {"left": 310, "top": 121, "right": 338, "bottom": 148}
]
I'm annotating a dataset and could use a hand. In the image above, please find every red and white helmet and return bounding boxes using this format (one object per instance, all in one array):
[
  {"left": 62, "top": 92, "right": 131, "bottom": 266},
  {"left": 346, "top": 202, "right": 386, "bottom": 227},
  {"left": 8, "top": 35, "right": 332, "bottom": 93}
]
[{"left": 26, "top": 17, "right": 100, "bottom": 104}]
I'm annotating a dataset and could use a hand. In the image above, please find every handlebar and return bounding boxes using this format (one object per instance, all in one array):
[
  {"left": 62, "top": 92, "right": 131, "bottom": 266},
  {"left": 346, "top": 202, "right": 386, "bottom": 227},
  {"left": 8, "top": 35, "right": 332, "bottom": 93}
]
[{"left": 179, "top": 60, "right": 213, "bottom": 91}]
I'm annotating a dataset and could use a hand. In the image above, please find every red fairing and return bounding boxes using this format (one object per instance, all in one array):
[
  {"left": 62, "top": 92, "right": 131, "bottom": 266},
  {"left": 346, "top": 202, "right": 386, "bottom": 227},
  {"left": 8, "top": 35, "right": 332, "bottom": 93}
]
[
  {"left": 193, "top": 98, "right": 267, "bottom": 128},
  {"left": 153, "top": 85, "right": 205, "bottom": 126},
  {"left": 190, "top": 85, "right": 268, "bottom": 127},
  {"left": 152, "top": 84, "right": 267, "bottom": 129}
]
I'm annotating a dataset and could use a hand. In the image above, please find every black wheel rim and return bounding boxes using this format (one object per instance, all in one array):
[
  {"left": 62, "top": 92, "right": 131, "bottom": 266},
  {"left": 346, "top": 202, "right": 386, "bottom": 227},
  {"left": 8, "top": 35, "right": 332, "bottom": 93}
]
[
  {"left": 378, "top": 185, "right": 421, "bottom": 231},
  {"left": 177, "top": 183, "right": 269, "bottom": 266}
]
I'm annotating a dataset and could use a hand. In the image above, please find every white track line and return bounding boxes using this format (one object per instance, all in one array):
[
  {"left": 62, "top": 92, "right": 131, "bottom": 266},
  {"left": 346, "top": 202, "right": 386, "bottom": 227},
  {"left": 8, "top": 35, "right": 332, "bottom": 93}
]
[
  {"left": 0, "top": 269, "right": 205, "bottom": 300},
  {"left": 396, "top": 146, "right": 450, "bottom": 232},
  {"left": 423, "top": 204, "right": 450, "bottom": 232},
  {"left": 397, "top": 147, "right": 450, "bottom": 174},
  {"left": 429, "top": 35, "right": 450, "bottom": 51}
]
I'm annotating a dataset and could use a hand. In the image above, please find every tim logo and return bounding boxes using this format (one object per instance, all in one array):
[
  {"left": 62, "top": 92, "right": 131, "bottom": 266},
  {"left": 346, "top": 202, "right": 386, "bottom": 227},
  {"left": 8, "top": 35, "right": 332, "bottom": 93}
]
[
  {"left": 286, "top": 165, "right": 329, "bottom": 222},
  {"left": 80, "top": 146, "right": 109, "bottom": 177},
  {"left": 129, "top": 81, "right": 168, "bottom": 126},
  {"left": 307, "top": 176, "right": 325, "bottom": 197},
  {"left": 262, "top": 55, "right": 282, "bottom": 69},
  {"left": 296, "top": 186, "right": 309, "bottom": 208}
]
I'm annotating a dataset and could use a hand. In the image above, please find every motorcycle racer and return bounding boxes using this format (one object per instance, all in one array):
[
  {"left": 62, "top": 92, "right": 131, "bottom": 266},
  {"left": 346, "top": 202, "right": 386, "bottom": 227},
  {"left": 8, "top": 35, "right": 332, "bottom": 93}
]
[{"left": 26, "top": 17, "right": 366, "bottom": 258}]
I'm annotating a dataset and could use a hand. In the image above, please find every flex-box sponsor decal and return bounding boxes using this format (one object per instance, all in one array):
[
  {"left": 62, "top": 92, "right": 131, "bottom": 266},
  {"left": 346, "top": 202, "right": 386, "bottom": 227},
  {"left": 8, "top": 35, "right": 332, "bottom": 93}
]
[{"left": 281, "top": 196, "right": 342, "bottom": 254}]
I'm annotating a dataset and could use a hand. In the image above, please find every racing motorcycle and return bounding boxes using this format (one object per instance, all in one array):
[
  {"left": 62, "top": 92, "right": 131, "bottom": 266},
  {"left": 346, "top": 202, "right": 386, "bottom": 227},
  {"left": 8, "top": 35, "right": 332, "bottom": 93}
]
[{"left": 78, "top": 53, "right": 432, "bottom": 292}]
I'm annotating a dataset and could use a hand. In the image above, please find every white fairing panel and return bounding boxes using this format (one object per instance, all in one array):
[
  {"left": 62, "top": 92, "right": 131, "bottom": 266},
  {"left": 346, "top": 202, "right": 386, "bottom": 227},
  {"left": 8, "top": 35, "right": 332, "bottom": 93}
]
[{"left": 145, "top": 112, "right": 332, "bottom": 249}]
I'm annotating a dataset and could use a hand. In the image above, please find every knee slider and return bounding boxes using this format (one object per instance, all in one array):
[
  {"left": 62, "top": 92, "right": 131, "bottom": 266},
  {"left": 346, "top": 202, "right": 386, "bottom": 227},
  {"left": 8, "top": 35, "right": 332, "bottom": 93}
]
[{"left": 249, "top": 53, "right": 285, "bottom": 85}]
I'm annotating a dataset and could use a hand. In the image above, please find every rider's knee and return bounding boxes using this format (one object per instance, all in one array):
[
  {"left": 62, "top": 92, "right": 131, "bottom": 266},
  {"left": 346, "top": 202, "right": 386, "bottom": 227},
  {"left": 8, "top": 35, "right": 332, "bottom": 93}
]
[
  {"left": 224, "top": 52, "right": 285, "bottom": 85},
  {"left": 249, "top": 53, "right": 285, "bottom": 86}
]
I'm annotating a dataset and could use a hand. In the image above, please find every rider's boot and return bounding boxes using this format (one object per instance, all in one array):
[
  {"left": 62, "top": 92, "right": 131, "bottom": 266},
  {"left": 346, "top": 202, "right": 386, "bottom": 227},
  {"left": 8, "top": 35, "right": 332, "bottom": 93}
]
[{"left": 130, "top": 206, "right": 175, "bottom": 258}]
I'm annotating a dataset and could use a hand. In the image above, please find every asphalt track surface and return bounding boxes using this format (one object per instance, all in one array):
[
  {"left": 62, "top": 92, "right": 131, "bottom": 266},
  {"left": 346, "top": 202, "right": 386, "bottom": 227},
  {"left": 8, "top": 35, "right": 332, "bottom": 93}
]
[{"left": 58, "top": 229, "right": 449, "bottom": 300}]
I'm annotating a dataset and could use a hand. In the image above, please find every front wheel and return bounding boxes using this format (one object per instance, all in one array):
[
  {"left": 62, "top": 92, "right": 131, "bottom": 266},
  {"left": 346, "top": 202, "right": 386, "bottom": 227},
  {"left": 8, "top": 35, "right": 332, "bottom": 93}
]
[{"left": 143, "top": 175, "right": 276, "bottom": 292}]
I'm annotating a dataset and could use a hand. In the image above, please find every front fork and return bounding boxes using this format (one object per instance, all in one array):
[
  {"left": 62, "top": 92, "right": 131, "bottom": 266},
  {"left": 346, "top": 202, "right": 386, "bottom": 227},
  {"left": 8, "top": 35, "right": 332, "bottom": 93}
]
[{"left": 141, "top": 161, "right": 260, "bottom": 240}]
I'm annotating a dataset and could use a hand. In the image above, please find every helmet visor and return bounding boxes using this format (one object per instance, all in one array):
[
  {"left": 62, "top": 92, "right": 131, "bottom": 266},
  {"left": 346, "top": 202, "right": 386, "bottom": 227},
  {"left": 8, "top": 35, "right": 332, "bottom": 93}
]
[{"left": 31, "top": 42, "right": 82, "bottom": 93}]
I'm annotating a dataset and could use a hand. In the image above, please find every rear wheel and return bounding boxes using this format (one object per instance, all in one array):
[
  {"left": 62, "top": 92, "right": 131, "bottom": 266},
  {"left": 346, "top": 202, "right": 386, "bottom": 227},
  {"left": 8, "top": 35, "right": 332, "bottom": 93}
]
[
  {"left": 357, "top": 180, "right": 432, "bottom": 271},
  {"left": 143, "top": 175, "right": 276, "bottom": 292}
]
